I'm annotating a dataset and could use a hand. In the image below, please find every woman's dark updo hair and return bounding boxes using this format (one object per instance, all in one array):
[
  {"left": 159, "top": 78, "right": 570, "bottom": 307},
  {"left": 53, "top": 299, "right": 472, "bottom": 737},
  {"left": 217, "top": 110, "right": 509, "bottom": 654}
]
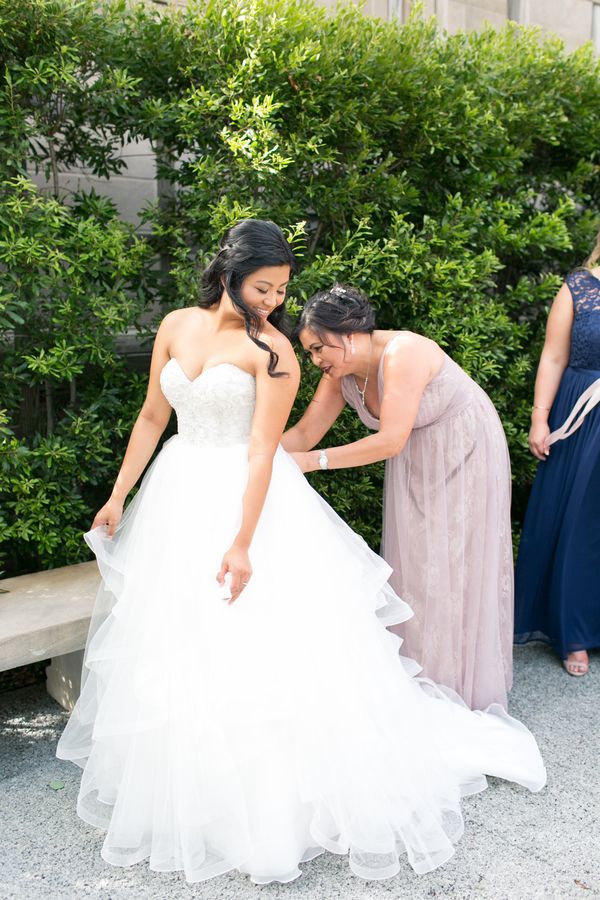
[
  {"left": 201, "top": 219, "right": 297, "bottom": 376},
  {"left": 295, "top": 283, "right": 376, "bottom": 344}
]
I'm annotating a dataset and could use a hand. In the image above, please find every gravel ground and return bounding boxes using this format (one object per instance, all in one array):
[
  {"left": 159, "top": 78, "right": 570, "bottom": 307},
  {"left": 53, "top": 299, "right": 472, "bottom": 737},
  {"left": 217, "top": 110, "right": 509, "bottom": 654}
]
[{"left": 0, "top": 643, "right": 598, "bottom": 900}]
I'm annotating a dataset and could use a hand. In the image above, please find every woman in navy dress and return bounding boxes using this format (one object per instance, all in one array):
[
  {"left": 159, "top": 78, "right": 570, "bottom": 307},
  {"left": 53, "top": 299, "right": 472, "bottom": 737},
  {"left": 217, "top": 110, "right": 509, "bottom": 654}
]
[{"left": 514, "top": 244, "right": 600, "bottom": 676}]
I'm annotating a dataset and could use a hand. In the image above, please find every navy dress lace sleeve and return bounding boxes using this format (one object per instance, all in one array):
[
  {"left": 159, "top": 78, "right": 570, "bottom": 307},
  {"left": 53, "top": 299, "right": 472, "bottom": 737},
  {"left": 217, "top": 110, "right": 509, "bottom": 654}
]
[{"left": 514, "top": 269, "right": 600, "bottom": 659}]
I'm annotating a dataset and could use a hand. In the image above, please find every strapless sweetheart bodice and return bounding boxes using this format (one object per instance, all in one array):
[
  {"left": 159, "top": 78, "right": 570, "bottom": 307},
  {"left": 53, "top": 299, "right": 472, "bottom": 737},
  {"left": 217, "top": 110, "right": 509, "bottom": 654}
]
[{"left": 160, "top": 358, "right": 256, "bottom": 447}]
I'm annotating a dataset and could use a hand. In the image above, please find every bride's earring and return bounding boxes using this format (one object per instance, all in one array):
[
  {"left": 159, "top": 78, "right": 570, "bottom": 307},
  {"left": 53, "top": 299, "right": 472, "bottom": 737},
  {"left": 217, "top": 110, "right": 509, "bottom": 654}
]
[{"left": 349, "top": 335, "right": 355, "bottom": 355}]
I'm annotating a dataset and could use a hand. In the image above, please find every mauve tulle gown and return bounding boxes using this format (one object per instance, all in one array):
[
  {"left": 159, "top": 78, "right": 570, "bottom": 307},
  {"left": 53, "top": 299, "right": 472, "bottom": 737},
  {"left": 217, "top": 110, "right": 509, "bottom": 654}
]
[{"left": 342, "top": 336, "right": 514, "bottom": 710}]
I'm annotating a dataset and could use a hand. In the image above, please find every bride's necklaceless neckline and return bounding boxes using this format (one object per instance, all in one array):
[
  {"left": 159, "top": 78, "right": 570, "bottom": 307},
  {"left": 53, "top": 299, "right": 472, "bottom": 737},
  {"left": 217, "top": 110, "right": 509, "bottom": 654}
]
[{"left": 165, "top": 358, "right": 255, "bottom": 384}]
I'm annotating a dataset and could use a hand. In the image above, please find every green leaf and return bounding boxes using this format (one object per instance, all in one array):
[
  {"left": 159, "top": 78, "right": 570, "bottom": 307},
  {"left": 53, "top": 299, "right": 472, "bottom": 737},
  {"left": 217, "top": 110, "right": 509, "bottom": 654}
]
[{"left": 48, "top": 780, "right": 65, "bottom": 791}]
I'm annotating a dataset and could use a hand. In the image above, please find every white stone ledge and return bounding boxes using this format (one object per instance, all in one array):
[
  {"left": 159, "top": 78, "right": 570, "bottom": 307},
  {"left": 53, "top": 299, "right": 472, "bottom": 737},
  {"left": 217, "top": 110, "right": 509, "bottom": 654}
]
[{"left": 0, "top": 561, "right": 99, "bottom": 672}]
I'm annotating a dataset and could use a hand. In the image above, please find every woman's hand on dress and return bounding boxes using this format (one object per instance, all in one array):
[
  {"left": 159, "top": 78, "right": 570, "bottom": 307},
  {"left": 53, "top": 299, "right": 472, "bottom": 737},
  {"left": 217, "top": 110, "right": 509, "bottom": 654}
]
[
  {"left": 217, "top": 544, "right": 252, "bottom": 604},
  {"left": 528, "top": 421, "right": 551, "bottom": 461},
  {"left": 91, "top": 498, "right": 123, "bottom": 538}
]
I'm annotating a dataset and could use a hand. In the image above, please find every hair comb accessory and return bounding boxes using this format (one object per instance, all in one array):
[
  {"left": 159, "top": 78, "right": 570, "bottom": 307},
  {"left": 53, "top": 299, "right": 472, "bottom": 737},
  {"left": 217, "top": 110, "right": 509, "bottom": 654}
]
[{"left": 330, "top": 285, "right": 347, "bottom": 297}]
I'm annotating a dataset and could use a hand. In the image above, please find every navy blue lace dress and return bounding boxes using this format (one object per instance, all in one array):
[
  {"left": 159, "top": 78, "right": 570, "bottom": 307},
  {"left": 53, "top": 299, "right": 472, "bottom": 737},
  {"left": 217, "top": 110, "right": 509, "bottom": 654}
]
[{"left": 515, "top": 269, "right": 600, "bottom": 659}]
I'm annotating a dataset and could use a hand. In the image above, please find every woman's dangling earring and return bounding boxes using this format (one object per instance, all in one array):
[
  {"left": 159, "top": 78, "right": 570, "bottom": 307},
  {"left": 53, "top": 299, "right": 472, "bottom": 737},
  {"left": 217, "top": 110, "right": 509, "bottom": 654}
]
[{"left": 350, "top": 335, "right": 355, "bottom": 355}]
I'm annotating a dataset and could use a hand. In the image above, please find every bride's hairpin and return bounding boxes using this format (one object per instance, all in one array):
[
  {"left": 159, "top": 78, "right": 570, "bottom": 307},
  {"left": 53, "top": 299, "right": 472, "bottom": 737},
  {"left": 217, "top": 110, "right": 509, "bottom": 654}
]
[{"left": 330, "top": 285, "right": 347, "bottom": 297}]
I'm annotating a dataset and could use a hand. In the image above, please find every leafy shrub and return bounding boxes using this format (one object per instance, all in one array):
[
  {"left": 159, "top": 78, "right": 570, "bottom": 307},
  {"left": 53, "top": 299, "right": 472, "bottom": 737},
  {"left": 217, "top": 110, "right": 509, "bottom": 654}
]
[{"left": 1, "top": 0, "right": 600, "bottom": 573}]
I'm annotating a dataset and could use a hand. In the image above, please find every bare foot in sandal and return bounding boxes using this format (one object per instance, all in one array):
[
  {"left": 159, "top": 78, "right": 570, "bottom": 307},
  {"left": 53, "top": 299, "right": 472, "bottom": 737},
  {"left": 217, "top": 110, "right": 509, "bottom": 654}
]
[{"left": 563, "top": 650, "right": 589, "bottom": 677}]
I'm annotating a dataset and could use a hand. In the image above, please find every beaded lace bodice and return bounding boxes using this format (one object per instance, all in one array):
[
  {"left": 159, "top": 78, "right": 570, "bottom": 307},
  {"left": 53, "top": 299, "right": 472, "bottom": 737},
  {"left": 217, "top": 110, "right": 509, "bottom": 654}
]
[
  {"left": 160, "top": 358, "right": 256, "bottom": 447},
  {"left": 566, "top": 270, "right": 600, "bottom": 369}
]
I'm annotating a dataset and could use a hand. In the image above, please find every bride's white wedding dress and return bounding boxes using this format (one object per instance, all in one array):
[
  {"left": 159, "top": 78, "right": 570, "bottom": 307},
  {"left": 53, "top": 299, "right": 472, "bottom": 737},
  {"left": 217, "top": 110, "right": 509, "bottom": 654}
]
[{"left": 56, "top": 358, "right": 546, "bottom": 884}]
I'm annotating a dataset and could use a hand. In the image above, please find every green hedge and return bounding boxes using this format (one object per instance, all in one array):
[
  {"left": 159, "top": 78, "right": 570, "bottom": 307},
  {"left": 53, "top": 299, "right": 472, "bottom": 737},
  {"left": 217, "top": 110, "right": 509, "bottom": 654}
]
[{"left": 1, "top": 0, "right": 600, "bottom": 574}]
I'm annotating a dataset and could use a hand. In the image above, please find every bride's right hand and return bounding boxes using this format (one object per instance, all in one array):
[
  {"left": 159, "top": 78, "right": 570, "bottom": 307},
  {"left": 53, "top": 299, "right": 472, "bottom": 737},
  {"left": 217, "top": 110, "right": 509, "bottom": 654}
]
[
  {"left": 91, "top": 498, "right": 123, "bottom": 538},
  {"left": 217, "top": 544, "right": 252, "bottom": 604}
]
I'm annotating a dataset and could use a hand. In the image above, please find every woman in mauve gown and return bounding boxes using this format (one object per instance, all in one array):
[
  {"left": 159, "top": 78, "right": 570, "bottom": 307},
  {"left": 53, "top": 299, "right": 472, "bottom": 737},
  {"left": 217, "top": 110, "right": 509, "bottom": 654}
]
[{"left": 284, "top": 284, "right": 514, "bottom": 710}]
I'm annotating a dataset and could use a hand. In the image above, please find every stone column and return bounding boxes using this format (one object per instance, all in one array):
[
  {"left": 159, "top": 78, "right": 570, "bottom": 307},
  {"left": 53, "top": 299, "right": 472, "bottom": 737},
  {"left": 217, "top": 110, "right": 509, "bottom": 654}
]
[
  {"left": 507, "top": 0, "right": 530, "bottom": 24},
  {"left": 388, "top": 0, "right": 412, "bottom": 21},
  {"left": 435, "top": 0, "right": 450, "bottom": 28},
  {"left": 46, "top": 651, "right": 85, "bottom": 711},
  {"left": 593, "top": 2, "right": 600, "bottom": 52}
]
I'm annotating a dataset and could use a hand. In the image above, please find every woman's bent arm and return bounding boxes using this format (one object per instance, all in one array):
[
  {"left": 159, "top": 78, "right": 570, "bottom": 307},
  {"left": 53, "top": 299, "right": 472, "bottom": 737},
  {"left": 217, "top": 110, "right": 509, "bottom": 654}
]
[
  {"left": 529, "top": 282, "right": 573, "bottom": 460},
  {"left": 281, "top": 374, "right": 345, "bottom": 452},
  {"left": 295, "top": 336, "right": 433, "bottom": 472}
]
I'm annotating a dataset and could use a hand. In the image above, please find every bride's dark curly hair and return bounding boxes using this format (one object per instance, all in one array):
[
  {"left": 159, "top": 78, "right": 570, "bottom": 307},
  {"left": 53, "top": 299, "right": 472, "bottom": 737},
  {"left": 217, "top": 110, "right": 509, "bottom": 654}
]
[{"left": 200, "top": 219, "right": 297, "bottom": 377}]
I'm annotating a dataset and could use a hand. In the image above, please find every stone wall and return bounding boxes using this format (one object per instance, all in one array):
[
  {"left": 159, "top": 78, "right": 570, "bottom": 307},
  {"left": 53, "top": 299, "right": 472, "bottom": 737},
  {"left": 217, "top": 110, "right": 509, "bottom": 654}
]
[
  {"left": 27, "top": 0, "right": 598, "bottom": 232},
  {"left": 317, "top": 0, "right": 599, "bottom": 53},
  {"left": 27, "top": 140, "right": 157, "bottom": 232}
]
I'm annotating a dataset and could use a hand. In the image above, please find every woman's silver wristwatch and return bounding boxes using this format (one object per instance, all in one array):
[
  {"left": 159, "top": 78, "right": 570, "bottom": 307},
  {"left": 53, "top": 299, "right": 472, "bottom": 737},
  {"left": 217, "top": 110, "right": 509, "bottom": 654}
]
[{"left": 318, "top": 449, "right": 329, "bottom": 470}]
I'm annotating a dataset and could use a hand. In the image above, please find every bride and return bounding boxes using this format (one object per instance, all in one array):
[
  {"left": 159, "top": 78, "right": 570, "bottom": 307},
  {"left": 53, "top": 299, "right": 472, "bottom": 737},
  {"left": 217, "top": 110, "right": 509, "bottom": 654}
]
[{"left": 56, "top": 219, "right": 546, "bottom": 885}]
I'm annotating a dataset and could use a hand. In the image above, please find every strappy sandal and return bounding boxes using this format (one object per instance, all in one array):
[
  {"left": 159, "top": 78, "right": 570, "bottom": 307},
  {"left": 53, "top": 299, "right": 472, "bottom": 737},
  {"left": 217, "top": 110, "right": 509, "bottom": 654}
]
[{"left": 563, "top": 654, "right": 589, "bottom": 677}]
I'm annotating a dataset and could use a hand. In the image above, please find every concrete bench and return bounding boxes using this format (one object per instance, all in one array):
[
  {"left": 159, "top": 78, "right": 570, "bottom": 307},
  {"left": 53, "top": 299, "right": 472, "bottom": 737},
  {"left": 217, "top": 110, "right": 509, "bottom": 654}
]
[{"left": 0, "top": 561, "right": 99, "bottom": 710}]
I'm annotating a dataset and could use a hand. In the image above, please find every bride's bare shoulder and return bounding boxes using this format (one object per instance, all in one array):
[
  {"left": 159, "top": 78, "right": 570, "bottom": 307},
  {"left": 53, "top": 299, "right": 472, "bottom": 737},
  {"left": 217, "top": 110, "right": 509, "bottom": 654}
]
[
  {"left": 250, "top": 326, "right": 298, "bottom": 376},
  {"left": 157, "top": 306, "right": 205, "bottom": 334}
]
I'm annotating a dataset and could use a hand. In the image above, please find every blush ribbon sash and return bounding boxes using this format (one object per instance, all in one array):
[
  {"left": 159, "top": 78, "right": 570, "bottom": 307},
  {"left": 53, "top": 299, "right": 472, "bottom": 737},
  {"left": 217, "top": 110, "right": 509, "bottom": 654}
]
[{"left": 547, "top": 378, "right": 600, "bottom": 446}]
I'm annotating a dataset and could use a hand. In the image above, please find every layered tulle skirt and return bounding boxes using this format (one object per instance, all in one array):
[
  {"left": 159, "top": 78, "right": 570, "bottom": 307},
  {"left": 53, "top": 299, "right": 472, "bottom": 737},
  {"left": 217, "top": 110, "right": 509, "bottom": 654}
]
[{"left": 57, "top": 436, "right": 546, "bottom": 883}]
